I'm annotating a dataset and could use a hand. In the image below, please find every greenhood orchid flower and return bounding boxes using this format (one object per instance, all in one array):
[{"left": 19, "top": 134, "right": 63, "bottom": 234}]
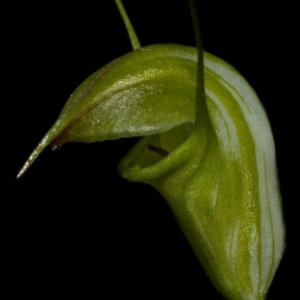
[{"left": 17, "top": 1, "right": 284, "bottom": 299}]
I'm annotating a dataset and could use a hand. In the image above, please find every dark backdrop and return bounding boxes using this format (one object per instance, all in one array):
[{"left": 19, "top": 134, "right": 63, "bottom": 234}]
[{"left": 5, "top": 1, "right": 295, "bottom": 298}]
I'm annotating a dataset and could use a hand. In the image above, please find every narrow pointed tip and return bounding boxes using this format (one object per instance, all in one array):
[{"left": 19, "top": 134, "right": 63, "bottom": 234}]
[
  {"left": 16, "top": 147, "right": 41, "bottom": 179},
  {"left": 16, "top": 162, "right": 29, "bottom": 179},
  {"left": 16, "top": 132, "right": 55, "bottom": 179}
]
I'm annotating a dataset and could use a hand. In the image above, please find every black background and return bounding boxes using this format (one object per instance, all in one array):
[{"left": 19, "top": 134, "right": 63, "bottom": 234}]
[{"left": 5, "top": 0, "right": 296, "bottom": 298}]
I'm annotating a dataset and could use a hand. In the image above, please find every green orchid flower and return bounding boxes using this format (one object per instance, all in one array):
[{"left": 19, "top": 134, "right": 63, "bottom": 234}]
[{"left": 17, "top": 1, "right": 284, "bottom": 299}]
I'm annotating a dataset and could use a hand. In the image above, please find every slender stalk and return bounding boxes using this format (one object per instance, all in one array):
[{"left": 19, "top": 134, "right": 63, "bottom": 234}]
[
  {"left": 187, "top": 0, "right": 209, "bottom": 127},
  {"left": 115, "top": 0, "right": 141, "bottom": 50}
]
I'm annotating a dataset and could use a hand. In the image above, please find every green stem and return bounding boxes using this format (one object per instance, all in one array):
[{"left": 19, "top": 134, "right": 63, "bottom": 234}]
[
  {"left": 187, "top": 0, "right": 209, "bottom": 128},
  {"left": 115, "top": 0, "right": 141, "bottom": 50}
]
